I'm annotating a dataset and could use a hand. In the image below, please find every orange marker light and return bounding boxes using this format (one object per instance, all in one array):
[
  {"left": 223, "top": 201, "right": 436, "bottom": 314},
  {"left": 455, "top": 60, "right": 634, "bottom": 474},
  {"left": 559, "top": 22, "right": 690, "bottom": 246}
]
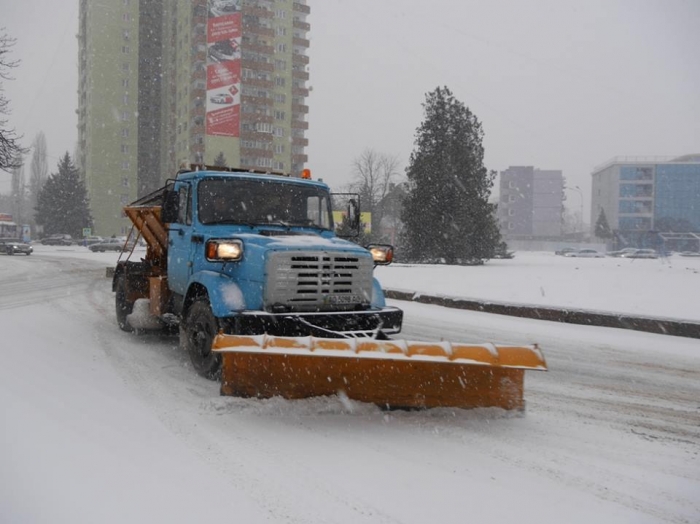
[{"left": 301, "top": 168, "right": 312, "bottom": 179}]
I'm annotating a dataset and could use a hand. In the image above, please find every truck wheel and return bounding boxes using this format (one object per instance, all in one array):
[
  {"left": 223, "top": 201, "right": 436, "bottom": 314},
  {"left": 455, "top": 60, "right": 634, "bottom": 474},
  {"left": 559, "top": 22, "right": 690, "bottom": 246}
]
[
  {"left": 115, "top": 274, "right": 134, "bottom": 332},
  {"left": 182, "top": 299, "right": 222, "bottom": 379}
]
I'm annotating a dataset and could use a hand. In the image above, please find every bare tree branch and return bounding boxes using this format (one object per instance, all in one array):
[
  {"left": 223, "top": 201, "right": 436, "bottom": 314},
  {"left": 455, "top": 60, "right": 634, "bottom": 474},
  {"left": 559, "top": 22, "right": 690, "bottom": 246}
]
[{"left": 1, "top": 28, "right": 26, "bottom": 170}]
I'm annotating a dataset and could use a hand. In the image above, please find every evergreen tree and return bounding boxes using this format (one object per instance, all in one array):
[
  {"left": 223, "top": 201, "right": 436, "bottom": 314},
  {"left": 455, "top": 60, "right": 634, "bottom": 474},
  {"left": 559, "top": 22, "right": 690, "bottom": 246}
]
[
  {"left": 595, "top": 209, "right": 612, "bottom": 239},
  {"left": 213, "top": 151, "right": 227, "bottom": 167},
  {"left": 35, "top": 153, "right": 93, "bottom": 237},
  {"left": 400, "top": 86, "right": 500, "bottom": 264}
]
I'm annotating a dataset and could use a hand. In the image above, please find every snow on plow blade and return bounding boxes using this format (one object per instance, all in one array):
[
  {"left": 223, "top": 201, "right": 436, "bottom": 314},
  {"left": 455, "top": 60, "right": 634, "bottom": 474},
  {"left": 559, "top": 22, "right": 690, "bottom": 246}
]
[{"left": 213, "top": 335, "right": 547, "bottom": 410}]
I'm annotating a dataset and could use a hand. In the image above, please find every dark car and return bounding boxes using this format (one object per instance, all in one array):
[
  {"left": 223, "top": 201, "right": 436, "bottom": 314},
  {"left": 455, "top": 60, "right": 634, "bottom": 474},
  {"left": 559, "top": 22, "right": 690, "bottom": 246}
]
[
  {"left": 41, "top": 234, "right": 74, "bottom": 246},
  {"left": 89, "top": 239, "right": 125, "bottom": 252},
  {"left": 0, "top": 238, "right": 33, "bottom": 255}
]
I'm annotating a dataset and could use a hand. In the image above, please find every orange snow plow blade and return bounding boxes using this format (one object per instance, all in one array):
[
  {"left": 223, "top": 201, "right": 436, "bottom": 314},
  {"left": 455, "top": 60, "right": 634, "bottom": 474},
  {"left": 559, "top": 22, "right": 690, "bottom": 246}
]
[{"left": 213, "top": 335, "right": 547, "bottom": 410}]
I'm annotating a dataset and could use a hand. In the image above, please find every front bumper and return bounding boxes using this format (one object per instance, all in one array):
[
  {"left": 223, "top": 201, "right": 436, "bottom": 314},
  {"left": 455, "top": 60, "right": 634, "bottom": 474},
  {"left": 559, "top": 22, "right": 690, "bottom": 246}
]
[{"left": 219, "top": 306, "right": 403, "bottom": 338}]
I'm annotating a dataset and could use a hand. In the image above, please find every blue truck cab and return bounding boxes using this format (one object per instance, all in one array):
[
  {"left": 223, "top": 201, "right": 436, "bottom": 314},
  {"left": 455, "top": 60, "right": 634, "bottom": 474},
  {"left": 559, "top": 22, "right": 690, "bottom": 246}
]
[{"left": 114, "top": 167, "right": 403, "bottom": 378}]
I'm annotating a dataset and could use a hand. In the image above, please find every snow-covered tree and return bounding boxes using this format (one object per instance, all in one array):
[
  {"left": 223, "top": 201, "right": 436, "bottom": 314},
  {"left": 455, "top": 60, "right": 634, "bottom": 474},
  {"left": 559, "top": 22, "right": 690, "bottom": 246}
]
[
  {"left": 35, "top": 153, "right": 93, "bottom": 237},
  {"left": 401, "top": 86, "right": 500, "bottom": 264},
  {"left": 595, "top": 209, "right": 612, "bottom": 239},
  {"left": 213, "top": 151, "right": 227, "bottom": 167}
]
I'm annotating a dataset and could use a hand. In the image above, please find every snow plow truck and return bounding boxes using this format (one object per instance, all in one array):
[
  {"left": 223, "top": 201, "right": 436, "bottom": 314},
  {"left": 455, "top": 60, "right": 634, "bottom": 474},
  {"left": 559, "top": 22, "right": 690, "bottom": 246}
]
[{"left": 112, "top": 165, "right": 546, "bottom": 410}]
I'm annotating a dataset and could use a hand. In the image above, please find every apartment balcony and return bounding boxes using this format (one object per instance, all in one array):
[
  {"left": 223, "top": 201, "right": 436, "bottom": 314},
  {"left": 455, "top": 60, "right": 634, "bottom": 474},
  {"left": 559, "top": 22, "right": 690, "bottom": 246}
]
[
  {"left": 291, "top": 136, "right": 308, "bottom": 147},
  {"left": 292, "top": 153, "right": 308, "bottom": 164},
  {"left": 242, "top": 5, "right": 272, "bottom": 18},
  {"left": 292, "top": 37, "right": 310, "bottom": 48},
  {"left": 241, "top": 94, "right": 274, "bottom": 106},
  {"left": 291, "top": 103, "right": 309, "bottom": 114},
  {"left": 293, "top": 20, "right": 310, "bottom": 31},
  {"left": 241, "top": 113, "right": 274, "bottom": 125},
  {"left": 292, "top": 53, "right": 309, "bottom": 66},
  {"left": 241, "top": 147, "right": 273, "bottom": 159},
  {"left": 242, "top": 58, "right": 274, "bottom": 72},
  {"left": 293, "top": 3, "right": 311, "bottom": 15},
  {"left": 242, "top": 77, "right": 274, "bottom": 89},
  {"left": 292, "top": 69, "right": 309, "bottom": 81},
  {"left": 291, "top": 120, "right": 309, "bottom": 130},
  {"left": 242, "top": 42, "right": 274, "bottom": 55},
  {"left": 292, "top": 86, "right": 309, "bottom": 97},
  {"left": 240, "top": 130, "right": 273, "bottom": 142},
  {"left": 243, "top": 25, "right": 274, "bottom": 38}
]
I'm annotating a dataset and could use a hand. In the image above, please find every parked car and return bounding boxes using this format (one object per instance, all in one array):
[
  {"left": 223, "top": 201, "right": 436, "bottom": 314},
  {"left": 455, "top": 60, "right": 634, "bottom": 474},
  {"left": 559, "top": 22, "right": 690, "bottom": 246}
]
[
  {"left": 622, "top": 249, "right": 658, "bottom": 259},
  {"left": 555, "top": 247, "right": 578, "bottom": 256},
  {"left": 0, "top": 238, "right": 33, "bottom": 255},
  {"left": 566, "top": 249, "right": 605, "bottom": 258},
  {"left": 89, "top": 239, "right": 125, "bottom": 252},
  {"left": 83, "top": 235, "right": 104, "bottom": 246},
  {"left": 41, "top": 234, "right": 74, "bottom": 246},
  {"left": 607, "top": 247, "right": 638, "bottom": 257},
  {"left": 679, "top": 251, "right": 700, "bottom": 257}
]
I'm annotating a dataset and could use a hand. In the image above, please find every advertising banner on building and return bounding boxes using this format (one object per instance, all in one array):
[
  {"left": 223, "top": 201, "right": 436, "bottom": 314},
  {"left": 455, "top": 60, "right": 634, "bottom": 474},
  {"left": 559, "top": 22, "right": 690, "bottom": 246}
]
[{"left": 206, "top": 0, "right": 242, "bottom": 137}]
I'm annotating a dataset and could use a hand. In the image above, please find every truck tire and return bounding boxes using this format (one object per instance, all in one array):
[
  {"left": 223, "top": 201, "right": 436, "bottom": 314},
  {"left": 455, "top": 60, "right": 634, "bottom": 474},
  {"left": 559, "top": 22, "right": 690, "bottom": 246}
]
[
  {"left": 115, "top": 274, "right": 134, "bottom": 332},
  {"left": 182, "top": 299, "right": 222, "bottom": 379}
]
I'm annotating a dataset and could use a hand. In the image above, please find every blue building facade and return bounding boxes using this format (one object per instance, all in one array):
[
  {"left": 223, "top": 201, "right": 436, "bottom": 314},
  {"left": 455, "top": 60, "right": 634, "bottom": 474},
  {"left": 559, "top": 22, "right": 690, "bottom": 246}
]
[{"left": 590, "top": 155, "right": 700, "bottom": 251}]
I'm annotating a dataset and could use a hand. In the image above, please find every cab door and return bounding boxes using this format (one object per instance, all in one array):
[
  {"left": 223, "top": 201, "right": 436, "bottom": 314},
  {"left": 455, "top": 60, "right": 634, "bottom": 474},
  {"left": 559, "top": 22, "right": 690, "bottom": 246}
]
[{"left": 168, "top": 182, "right": 195, "bottom": 295}]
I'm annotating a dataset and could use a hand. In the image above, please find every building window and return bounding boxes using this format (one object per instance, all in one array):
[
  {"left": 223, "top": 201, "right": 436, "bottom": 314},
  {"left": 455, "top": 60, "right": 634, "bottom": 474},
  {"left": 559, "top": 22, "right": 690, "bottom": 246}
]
[
  {"left": 273, "top": 93, "right": 286, "bottom": 103},
  {"left": 123, "top": 29, "right": 130, "bottom": 40},
  {"left": 273, "top": 126, "right": 285, "bottom": 137},
  {"left": 122, "top": 13, "right": 131, "bottom": 22},
  {"left": 122, "top": 78, "right": 129, "bottom": 88},
  {"left": 508, "top": 222, "right": 514, "bottom": 230},
  {"left": 277, "top": 43, "right": 287, "bottom": 53},
  {"left": 275, "top": 77, "right": 286, "bottom": 87},
  {"left": 122, "top": 177, "right": 130, "bottom": 188},
  {"left": 275, "top": 110, "right": 285, "bottom": 120},
  {"left": 121, "top": 161, "right": 130, "bottom": 170},
  {"left": 121, "top": 128, "right": 129, "bottom": 138},
  {"left": 274, "top": 144, "right": 285, "bottom": 154},
  {"left": 121, "top": 111, "right": 129, "bottom": 121},
  {"left": 122, "top": 63, "right": 130, "bottom": 72},
  {"left": 275, "top": 27, "right": 287, "bottom": 36},
  {"left": 508, "top": 180, "right": 516, "bottom": 188},
  {"left": 508, "top": 208, "right": 515, "bottom": 216},
  {"left": 123, "top": 94, "right": 129, "bottom": 105},
  {"left": 121, "top": 144, "right": 129, "bottom": 153},
  {"left": 508, "top": 195, "right": 516, "bottom": 203},
  {"left": 122, "top": 45, "right": 130, "bottom": 54}
]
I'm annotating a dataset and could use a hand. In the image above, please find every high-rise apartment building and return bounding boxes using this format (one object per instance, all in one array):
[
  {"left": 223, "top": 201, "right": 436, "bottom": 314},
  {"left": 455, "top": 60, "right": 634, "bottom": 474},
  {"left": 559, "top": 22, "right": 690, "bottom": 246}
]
[
  {"left": 498, "top": 166, "right": 564, "bottom": 239},
  {"left": 590, "top": 155, "right": 700, "bottom": 248},
  {"left": 78, "top": 0, "right": 310, "bottom": 236}
]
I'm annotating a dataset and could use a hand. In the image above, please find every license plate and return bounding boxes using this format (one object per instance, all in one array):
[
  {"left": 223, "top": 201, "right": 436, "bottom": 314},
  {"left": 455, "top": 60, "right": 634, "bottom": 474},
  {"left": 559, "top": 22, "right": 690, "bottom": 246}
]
[{"left": 328, "top": 294, "right": 361, "bottom": 304}]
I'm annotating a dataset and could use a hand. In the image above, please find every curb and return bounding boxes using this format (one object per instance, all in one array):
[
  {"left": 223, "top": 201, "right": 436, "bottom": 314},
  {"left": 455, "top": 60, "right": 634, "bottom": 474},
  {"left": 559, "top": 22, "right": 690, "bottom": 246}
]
[{"left": 384, "top": 289, "right": 700, "bottom": 340}]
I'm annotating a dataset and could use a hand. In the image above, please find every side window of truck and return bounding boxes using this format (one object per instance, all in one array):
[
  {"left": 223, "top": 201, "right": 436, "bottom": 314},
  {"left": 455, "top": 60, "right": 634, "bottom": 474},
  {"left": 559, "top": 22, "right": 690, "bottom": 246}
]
[{"left": 177, "top": 186, "right": 191, "bottom": 225}]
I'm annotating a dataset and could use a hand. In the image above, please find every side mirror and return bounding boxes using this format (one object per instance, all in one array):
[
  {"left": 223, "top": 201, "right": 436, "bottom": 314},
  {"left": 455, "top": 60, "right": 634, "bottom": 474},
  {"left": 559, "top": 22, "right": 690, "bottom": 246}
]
[
  {"left": 347, "top": 198, "right": 360, "bottom": 231},
  {"left": 161, "top": 190, "right": 179, "bottom": 223}
]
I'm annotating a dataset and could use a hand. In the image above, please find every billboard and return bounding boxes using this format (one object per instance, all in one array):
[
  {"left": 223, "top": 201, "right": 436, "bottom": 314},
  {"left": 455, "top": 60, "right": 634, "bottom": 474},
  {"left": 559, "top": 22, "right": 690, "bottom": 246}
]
[{"left": 206, "top": 0, "right": 242, "bottom": 137}]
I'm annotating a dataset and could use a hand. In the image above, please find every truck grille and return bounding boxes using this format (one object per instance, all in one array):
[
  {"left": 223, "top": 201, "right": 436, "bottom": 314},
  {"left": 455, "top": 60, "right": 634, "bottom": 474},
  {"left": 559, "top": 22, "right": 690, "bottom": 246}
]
[{"left": 265, "top": 251, "right": 374, "bottom": 311}]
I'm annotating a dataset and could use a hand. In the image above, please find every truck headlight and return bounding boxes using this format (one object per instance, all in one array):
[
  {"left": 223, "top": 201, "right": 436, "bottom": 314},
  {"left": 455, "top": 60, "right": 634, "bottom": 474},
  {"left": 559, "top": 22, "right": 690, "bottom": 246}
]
[
  {"left": 206, "top": 239, "right": 244, "bottom": 261},
  {"left": 367, "top": 244, "right": 394, "bottom": 265}
]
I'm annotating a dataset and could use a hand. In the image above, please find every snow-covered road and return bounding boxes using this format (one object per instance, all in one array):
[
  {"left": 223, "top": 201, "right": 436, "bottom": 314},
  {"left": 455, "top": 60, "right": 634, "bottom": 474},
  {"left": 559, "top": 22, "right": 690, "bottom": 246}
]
[{"left": 1, "top": 248, "right": 698, "bottom": 524}]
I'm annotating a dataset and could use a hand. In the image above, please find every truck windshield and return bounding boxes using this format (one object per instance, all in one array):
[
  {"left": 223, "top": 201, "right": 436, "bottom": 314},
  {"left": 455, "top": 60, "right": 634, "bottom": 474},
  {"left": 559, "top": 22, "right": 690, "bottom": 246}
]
[{"left": 198, "top": 178, "right": 333, "bottom": 230}]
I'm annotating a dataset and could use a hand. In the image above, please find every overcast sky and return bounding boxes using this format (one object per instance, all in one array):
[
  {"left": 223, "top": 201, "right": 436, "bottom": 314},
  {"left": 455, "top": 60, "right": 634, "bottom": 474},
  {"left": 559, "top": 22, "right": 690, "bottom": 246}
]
[{"left": 2, "top": 0, "right": 699, "bottom": 222}]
